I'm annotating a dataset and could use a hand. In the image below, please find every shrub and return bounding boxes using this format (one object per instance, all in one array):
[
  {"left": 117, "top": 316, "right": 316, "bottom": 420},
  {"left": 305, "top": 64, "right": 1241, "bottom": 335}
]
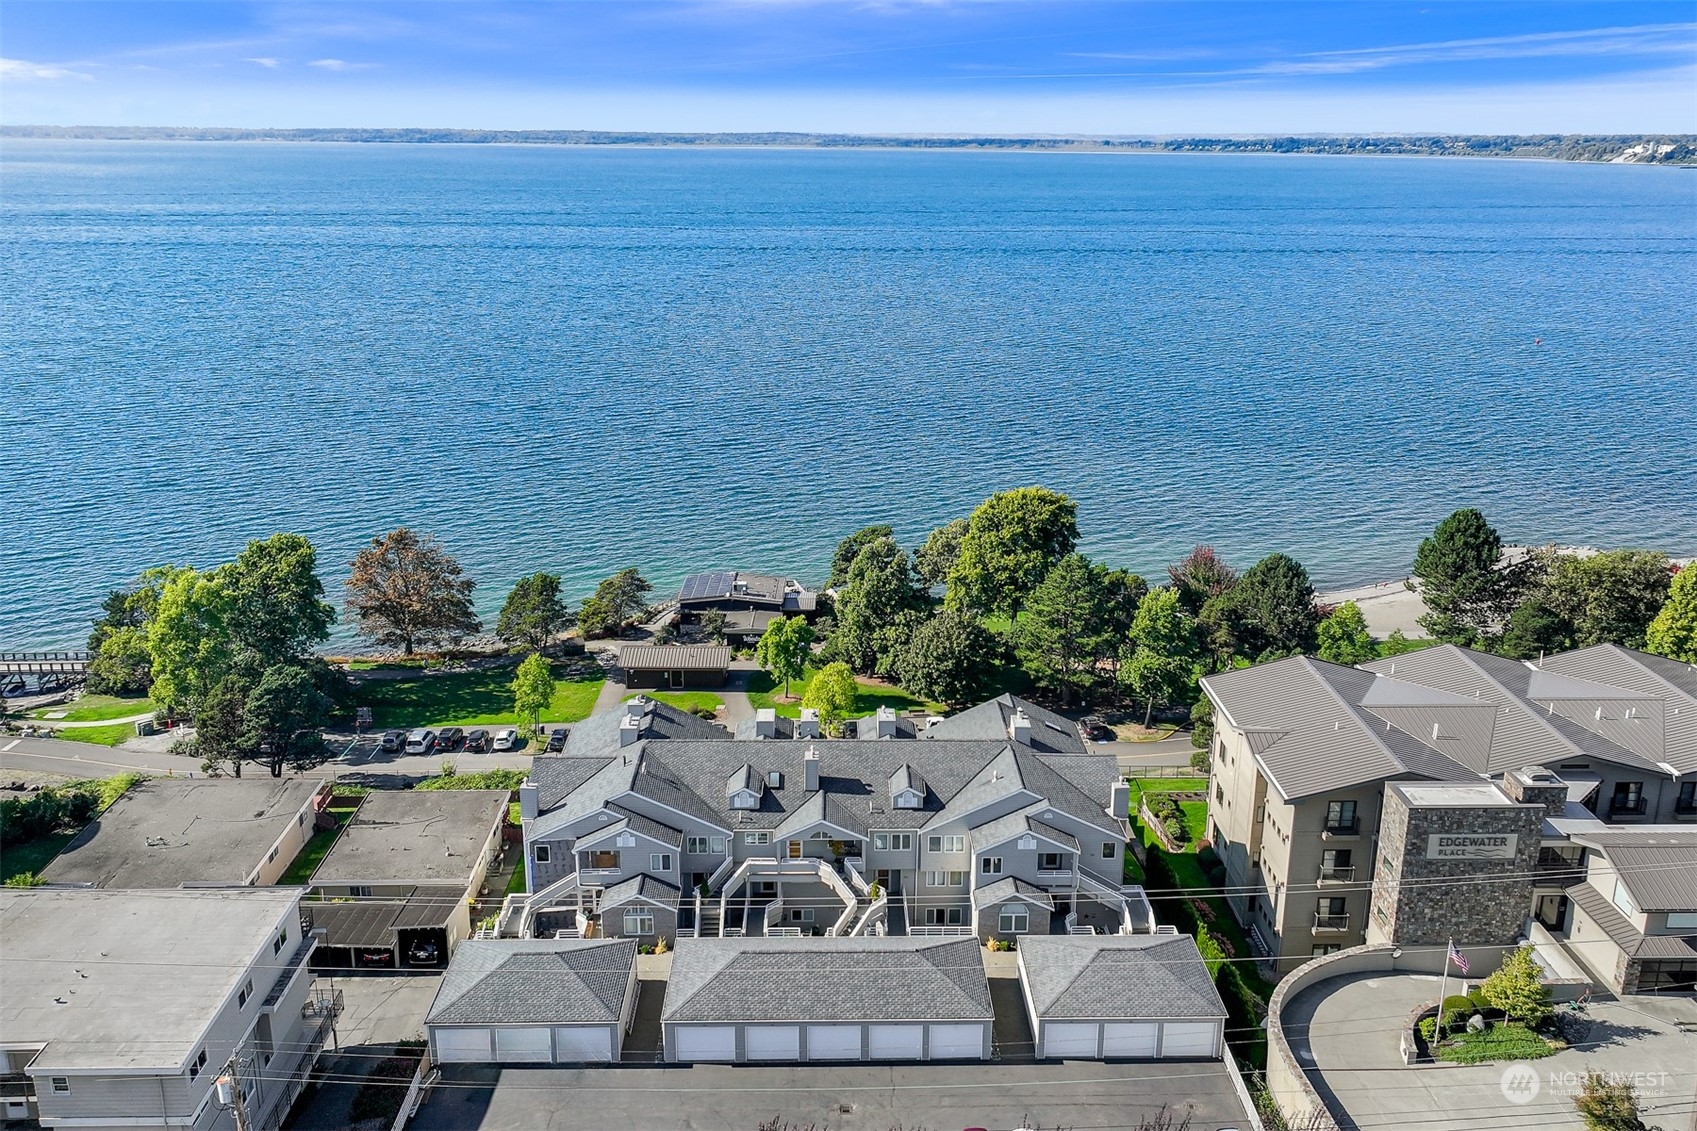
[
  {"left": 1479, "top": 945, "right": 1552, "bottom": 1025},
  {"left": 415, "top": 769, "right": 527, "bottom": 792},
  {"left": 1417, "top": 1016, "right": 1438, "bottom": 1043},
  {"left": 4, "top": 871, "right": 46, "bottom": 888},
  {"left": 1196, "top": 924, "right": 1227, "bottom": 976}
]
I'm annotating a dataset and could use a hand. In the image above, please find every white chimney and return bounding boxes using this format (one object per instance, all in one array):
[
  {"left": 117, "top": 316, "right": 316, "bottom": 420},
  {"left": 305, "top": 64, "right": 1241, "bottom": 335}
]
[
  {"left": 875, "top": 705, "right": 898, "bottom": 739},
  {"left": 618, "top": 714, "right": 642, "bottom": 747},
  {"left": 803, "top": 745, "right": 820, "bottom": 792},
  {"left": 625, "top": 697, "right": 647, "bottom": 721},
  {"left": 519, "top": 783, "right": 539, "bottom": 821},
  {"left": 755, "top": 707, "right": 778, "bottom": 739},
  {"left": 1009, "top": 708, "right": 1032, "bottom": 746},
  {"left": 796, "top": 708, "right": 820, "bottom": 740}
]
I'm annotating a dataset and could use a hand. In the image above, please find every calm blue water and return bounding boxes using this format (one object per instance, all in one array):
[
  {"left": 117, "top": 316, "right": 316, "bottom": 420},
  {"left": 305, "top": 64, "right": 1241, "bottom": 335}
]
[{"left": 3, "top": 142, "right": 1694, "bottom": 649}]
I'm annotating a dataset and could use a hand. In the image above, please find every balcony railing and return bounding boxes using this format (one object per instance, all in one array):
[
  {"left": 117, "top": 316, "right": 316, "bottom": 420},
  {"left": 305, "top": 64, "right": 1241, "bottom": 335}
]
[
  {"left": 1312, "top": 912, "right": 1351, "bottom": 933},
  {"left": 1322, "top": 819, "right": 1360, "bottom": 837},
  {"left": 1036, "top": 869, "right": 1074, "bottom": 880},
  {"left": 1608, "top": 798, "right": 1648, "bottom": 817},
  {"left": 1675, "top": 799, "right": 1697, "bottom": 816},
  {"left": 1317, "top": 865, "right": 1355, "bottom": 884}
]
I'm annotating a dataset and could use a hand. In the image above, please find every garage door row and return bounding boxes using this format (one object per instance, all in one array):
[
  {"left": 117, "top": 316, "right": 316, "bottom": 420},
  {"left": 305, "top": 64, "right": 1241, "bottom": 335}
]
[
  {"left": 1038, "top": 1020, "right": 1219, "bottom": 1060},
  {"left": 434, "top": 1024, "right": 619, "bottom": 1064},
  {"left": 670, "top": 1021, "right": 989, "bottom": 1063}
]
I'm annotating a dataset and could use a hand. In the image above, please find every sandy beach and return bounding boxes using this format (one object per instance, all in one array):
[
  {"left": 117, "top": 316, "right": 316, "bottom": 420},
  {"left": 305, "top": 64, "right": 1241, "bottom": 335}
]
[{"left": 1318, "top": 578, "right": 1430, "bottom": 639}]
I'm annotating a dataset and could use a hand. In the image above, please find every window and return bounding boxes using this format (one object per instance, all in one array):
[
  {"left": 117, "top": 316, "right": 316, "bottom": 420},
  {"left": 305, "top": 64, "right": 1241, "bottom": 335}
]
[
  {"left": 1038, "top": 852, "right": 1065, "bottom": 872},
  {"left": 298, "top": 811, "right": 307, "bottom": 826},
  {"left": 948, "top": 871, "right": 965, "bottom": 887},
  {"left": 928, "top": 834, "right": 963, "bottom": 853},
  {"left": 998, "top": 904, "right": 1029, "bottom": 934},
  {"left": 1102, "top": 842, "right": 1116, "bottom": 859},
  {"left": 1668, "top": 913, "right": 1697, "bottom": 929},
  {"left": 534, "top": 844, "right": 551, "bottom": 863},
  {"left": 686, "top": 836, "right": 709, "bottom": 854},
  {"left": 588, "top": 850, "right": 620, "bottom": 869},
  {"left": 272, "top": 927, "right": 288, "bottom": 955},
  {"left": 730, "top": 790, "right": 758, "bottom": 810},
  {"left": 1325, "top": 800, "right": 1358, "bottom": 833},
  {"left": 981, "top": 856, "right": 1003, "bottom": 876},
  {"left": 50, "top": 1078, "right": 69, "bottom": 1095},
  {"left": 238, "top": 979, "right": 254, "bottom": 1009},
  {"left": 925, "top": 907, "right": 964, "bottom": 925},
  {"left": 1612, "top": 878, "right": 1639, "bottom": 917},
  {"left": 1611, "top": 782, "right": 1645, "bottom": 814},
  {"left": 710, "top": 836, "right": 727, "bottom": 853},
  {"left": 1312, "top": 944, "right": 1341, "bottom": 957},
  {"left": 872, "top": 833, "right": 914, "bottom": 851},
  {"left": 1677, "top": 782, "right": 1697, "bottom": 813},
  {"left": 350, "top": 885, "right": 373, "bottom": 898},
  {"left": 926, "top": 871, "right": 946, "bottom": 887},
  {"left": 623, "top": 910, "right": 655, "bottom": 935},
  {"left": 790, "top": 908, "right": 816, "bottom": 922},
  {"left": 650, "top": 853, "right": 674, "bottom": 872},
  {"left": 767, "top": 771, "right": 783, "bottom": 788},
  {"left": 188, "top": 1049, "right": 208, "bottom": 1080},
  {"left": 927, "top": 835, "right": 941, "bottom": 852},
  {"left": 268, "top": 846, "right": 279, "bottom": 863},
  {"left": 744, "top": 831, "right": 771, "bottom": 846}
]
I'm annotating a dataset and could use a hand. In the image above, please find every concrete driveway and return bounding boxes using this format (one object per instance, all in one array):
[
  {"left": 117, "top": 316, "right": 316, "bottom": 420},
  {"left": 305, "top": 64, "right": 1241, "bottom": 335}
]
[{"left": 1285, "top": 970, "right": 1697, "bottom": 1131}]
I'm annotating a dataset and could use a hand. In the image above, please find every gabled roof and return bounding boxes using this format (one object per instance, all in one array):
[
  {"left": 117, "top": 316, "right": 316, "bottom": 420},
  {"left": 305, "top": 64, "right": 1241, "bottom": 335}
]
[
  {"left": 528, "top": 756, "right": 641, "bottom": 840},
  {"left": 599, "top": 874, "right": 681, "bottom": 910},
  {"left": 1570, "top": 829, "right": 1697, "bottom": 911},
  {"left": 426, "top": 938, "right": 637, "bottom": 1026},
  {"left": 970, "top": 804, "right": 1079, "bottom": 853},
  {"left": 1203, "top": 656, "right": 1475, "bottom": 801},
  {"left": 1541, "top": 645, "right": 1697, "bottom": 774},
  {"left": 563, "top": 697, "right": 724, "bottom": 758},
  {"left": 662, "top": 937, "right": 992, "bottom": 1023},
  {"left": 621, "top": 645, "right": 733, "bottom": 672},
  {"left": 1019, "top": 934, "right": 1227, "bottom": 1022},
  {"left": 972, "top": 876, "right": 1054, "bottom": 908},
  {"left": 577, "top": 807, "right": 684, "bottom": 851},
  {"left": 925, "top": 694, "right": 1086, "bottom": 754}
]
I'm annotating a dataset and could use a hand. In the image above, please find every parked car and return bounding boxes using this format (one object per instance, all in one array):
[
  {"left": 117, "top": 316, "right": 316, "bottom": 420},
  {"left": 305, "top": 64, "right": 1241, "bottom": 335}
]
[
  {"left": 492, "top": 727, "right": 520, "bottom": 752},
  {"left": 437, "top": 727, "right": 465, "bottom": 751},
  {"left": 379, "top": 729, "right": 406, "bottom": 753},
  {"left": 545, "top": 728, "right": 567, "bottom": 753},
  {"left": 404, "top": 728, "right": 436, "bottom": 754},
  {"left": 464, "top": 728, "right": 490, "bottom": 753},
  {"left": 406, "top": 939, "right": 441, "bottom": 965}
]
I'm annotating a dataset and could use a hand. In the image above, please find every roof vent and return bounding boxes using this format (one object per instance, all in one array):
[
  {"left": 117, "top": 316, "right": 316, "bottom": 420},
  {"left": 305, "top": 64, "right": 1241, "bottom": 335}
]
[{"left": 1009, "top": 708, "right": 1032, "bottom": 746}]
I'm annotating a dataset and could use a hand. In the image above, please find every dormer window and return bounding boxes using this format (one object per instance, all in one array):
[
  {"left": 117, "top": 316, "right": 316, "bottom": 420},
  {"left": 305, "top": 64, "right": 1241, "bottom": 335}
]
[
  {"left": 889, "top": 764, "right": 926, "bottom": 810},
  {"left": 893, "top": 790, "right": 922, "bottom": 810},
  {"left": 730, "top": 790, "right": 759, "bottom": 810},
  {"left": 727, "top": 764, "right": 760, "bottom": 810}
]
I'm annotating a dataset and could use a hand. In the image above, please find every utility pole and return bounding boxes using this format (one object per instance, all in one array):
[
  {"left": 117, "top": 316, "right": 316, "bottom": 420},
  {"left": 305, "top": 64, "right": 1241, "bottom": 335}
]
[{"left": 215, "top": 1055, "right": 250, "bottom": 1131}]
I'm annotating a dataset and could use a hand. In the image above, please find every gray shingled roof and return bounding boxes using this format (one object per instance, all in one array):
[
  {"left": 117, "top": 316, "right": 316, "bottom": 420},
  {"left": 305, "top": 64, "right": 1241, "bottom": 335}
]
[
  {"left": 528, "top": 756, "right": 640, "bottom": 841},
  {"left": 972, "top": 876, "right": 1054, "bottom": 908},
  {"left": 925, "top": 694, "right": 1086, "bottom": 754},
  {"left": 1019, "top": 935, "right": 1227, "bottom": 1021},
  {"left": 426, "top": 938, "right": 637, "bottom": 1025},
  {"left": 599, "top": 873, "right": 681, "bottom": 910},
  {"left": 564, "top": 698, "right": 724, "bottom": 758},
  {"left": 529, "top": 756, "right": 618, "bottom": 811},
  {"left": 662, "top": 937, "right": 992, "bottom": 1023}
]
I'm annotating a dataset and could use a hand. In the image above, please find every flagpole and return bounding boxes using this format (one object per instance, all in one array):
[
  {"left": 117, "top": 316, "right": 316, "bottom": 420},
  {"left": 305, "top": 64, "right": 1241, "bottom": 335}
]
[{"left": 1437, "top": 936, "right": 1452, "bottom": 1035}]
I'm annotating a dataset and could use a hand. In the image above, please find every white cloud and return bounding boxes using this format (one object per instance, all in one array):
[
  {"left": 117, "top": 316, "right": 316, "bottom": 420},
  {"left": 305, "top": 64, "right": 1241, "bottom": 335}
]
[
  {"left": 0, "top": 57, "right": 94, "bottom": 82},
  {"left": 246, "top": 57, "right": 282, "bottom": 69},
  {"left": 306, "top": 59, "right": 379, "bottom": 72}
]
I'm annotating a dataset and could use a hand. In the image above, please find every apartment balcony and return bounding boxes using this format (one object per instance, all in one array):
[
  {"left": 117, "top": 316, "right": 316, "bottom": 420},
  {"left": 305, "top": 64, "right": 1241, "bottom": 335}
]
[
  {"left": 1316, "top": 865, "right": 1355, "bottom": 885},
  {"left": 1607, "top": 798, "right": 1648, "bottom": 818},
  {"left": 1321, "top": 819, "right": 1361, "bottom": 840},
  {"left": 1674, "top": 800, "right": 1697, "bottom": 817},
  {"left": 1036, "top": 869, "right": 1075, "bottom": 880},
  {"left": 1312, "top": 912, "right": 1351, "bottom": 934}
]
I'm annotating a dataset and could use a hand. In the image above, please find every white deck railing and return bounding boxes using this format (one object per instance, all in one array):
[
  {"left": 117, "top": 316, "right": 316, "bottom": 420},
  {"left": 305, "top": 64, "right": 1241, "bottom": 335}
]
[{"left": 907, "top": 925, "right": 972, "bottom": 937}]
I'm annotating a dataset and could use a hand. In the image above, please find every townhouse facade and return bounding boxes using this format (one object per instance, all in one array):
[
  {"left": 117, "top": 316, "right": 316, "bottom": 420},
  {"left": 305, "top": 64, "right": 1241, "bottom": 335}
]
[
  {"left": 1201, "top": 644, "right": 1697, "bottom": 975},
  {"left": 500, "top": 694, "right": 1154, "bottom": 946}
]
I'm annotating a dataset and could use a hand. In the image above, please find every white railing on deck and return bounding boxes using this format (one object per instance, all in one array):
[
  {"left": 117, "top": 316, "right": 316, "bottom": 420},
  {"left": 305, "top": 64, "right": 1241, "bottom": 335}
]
[
  {"left": 706, "top": 855, "right": 737, "bottom": 891},
  {"left": 851, "top": 892, "right": 888, "bottom": 936},
  {"left": 768, "top": 926, "right": 803, "bottom": 938},
  {"left": 908, "top": 925, "right": 972, "bottom": 937},
  {"left": 845, "top": 857, "right": 869, "bottom": 895},
  {"left": 764, "top": 900, "right": 786, "bottom": 929}
]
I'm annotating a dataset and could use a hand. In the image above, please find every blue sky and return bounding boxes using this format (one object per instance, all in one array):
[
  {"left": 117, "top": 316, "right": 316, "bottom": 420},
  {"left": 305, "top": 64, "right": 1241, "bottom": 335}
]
[{"left": 2, "top": 2, "right": 1693, "bottom": 133}]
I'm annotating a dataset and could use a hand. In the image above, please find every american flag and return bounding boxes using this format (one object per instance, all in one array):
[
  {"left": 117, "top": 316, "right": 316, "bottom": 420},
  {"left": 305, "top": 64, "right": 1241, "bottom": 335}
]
[{"left": 1448, "top": 940, "right": 1471, "bottom": 974}]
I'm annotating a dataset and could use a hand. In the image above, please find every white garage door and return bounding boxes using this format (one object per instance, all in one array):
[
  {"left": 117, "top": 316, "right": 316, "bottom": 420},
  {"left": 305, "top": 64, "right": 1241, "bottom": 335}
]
[
  {"left": 493, "top": 1027, "right": 553, "bottom": 1063},
  {"left": 805, "top": 1024, "right": 863, "bottom": 1060},
  {"left": 926, "top": 1024, "right": 984, "bottom": 1060},
  {"left": 744, "top": 1025, "right": 801, "bottom": 1061},
  {"left": 867, "top": 1024, "right": 924, "bottom": 1061},
  {"left": 673, "top": 1026, "right": 738, "bottom": 1062},
  {"left": 1102, "top": 1022, "right": 1159, "bottom": 1059},
  {"left": 433, "top": 1028, "right": 491, "bottom": 1063},
  {"left": 554, "top": 1026, "right": 614, "bottom": 1063},
  {"left": 1160, "top": 1022, "right": 1219, "bottom": 1058},
  {"left": 1042, "top": 1023, "right": 1099, "bottom": 1059}
]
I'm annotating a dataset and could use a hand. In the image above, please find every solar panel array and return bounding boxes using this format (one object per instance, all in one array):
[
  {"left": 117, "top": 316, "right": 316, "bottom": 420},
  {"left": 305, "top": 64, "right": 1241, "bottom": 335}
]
[{"left": 678, "top": 570, "right": 736, "bottom": 602}]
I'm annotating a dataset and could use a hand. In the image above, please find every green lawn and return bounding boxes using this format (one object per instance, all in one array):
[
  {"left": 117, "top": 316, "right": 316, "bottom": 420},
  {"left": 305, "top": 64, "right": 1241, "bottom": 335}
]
[
  {"left": 49, "top": 723, "right": 138, "bottom": 747},
  {"left": 277, "top": 810, "right": 354, "bottom": 885},
  {"left": 623, "top": 690, "right": 723, "bottom": 714},
  {"left": 1151, "top": 845, "right": 1276, "bottom": 999},
  {"left": 355, "top": 664, "right": 604, "bottom": 729},
  {"left": 1, "top": 831, "right": 79, "bottom": 884},
  {"left": 1435, "top": 1022, "right": 1556, "bottom": 1064},
  {"left": 505, "top": 862, "right": 529, "bottom": 896},
  {"left": 746, "top": 668, "right": 944, "bottom": 720},
  {"left": 1125, "top": 777, "right": 1207, "bottom": 819},
  {"left": 30, "top": 695, "right": 154, "bottom": 722}
]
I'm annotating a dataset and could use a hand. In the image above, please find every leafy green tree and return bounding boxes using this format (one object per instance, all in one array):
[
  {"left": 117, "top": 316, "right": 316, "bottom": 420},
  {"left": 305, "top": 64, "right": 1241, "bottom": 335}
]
[
  {"left": 86, "top": 567, "right": 172, "bottom": 695},
  {"left": 577, "top": 568, "right": 654, "bottom": 638},
  {"left": 194, "top": 674, "right": 254, "bottom": 777},
  {"left": 914, "top": 518, "right": 969, "bottom": 589},
  {"left": 497, "top": 573, "right": 573, "bottom": 652},
  {"left": 1124, "top": 587, "right": 1202, "bottom": 726},
  {"left": 1412, "top": 509, "right": 1523, "bottom": 645},
  {"left": 1012, "top": 553, "right": 1111, "bottom": 706},
  {"left": 1168, "top": 545, "right": 1239, "bottom": 614},
  {"left": 755, "top": 615, "right": 815, "bottom": 699},
  {"left": 893, "top": 607, "right": 1001, "bottom": 708},
  {"left": 242, "top": 664, "right": 333, "bottom": 777},
  {"left": 225, "top": 533, "right": 336, "bottom": 667},
  {"left": 1218, "top": 553, "right": 1320, "bottom": 660},
  {"left": 946, "top": 487, "right": 1079, "bottom": 619},
  {"left": 344, "top": 528, "right": 480, "bottom": 655},
  {"left": 829, "top": 524, "right": 894, "bottom": 589},
  {"left": 1376, "top": 629, "right": 1429, "bottom": 657},
  {"left": 1100, "top": 568, "right": 1151, "bottom": 678},
  {"left": 1575, "top": 1071, "right": 1652, "bottom": 1131},
  {"left": 511, "top": 652, "right": 556, "bottom": 732},
  {"left": 147, "top": 567, "right": 235, "bottom": 716},
  {"left": 1539, "top": 549, "right": 1672, "bottom": 650},
  {"left": 1189, "top": 696, "right": 1214, "bottom": 751},
  {"left": 831, "top": 537, "right": 927, "bottom": 674},
  {"left": 802, "top": 661, "right": 858, "bottom": 734},
  {"left": 1477, "top": 945, "right": 1551, "bottom": 1025},
  {"left": 1646, "top": 566, "right": 1697, "bottom": 662},
  {"left": 1498, "top": 596, "right": 1575, "bottom": 660},
  {"left": 1317, "top": 601, "right": 1376, "bottom": 665},
  {"left": 699, "top": 608, "right": 728, "bottom": 644}
]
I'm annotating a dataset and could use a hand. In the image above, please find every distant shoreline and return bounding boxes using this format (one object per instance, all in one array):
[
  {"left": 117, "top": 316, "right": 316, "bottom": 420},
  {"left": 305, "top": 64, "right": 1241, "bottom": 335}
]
[{"left": 3, "top": 126, "right": 1693, "bottom": 165}]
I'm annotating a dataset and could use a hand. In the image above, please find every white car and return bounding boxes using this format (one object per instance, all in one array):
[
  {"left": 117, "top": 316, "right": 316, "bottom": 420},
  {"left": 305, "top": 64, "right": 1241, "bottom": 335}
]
[
  {"left": 404, "top": 728, "right": 437, "bottom": 755},
  {"left": 492, "top": 728, "right": 519, "bottom": 752}
]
